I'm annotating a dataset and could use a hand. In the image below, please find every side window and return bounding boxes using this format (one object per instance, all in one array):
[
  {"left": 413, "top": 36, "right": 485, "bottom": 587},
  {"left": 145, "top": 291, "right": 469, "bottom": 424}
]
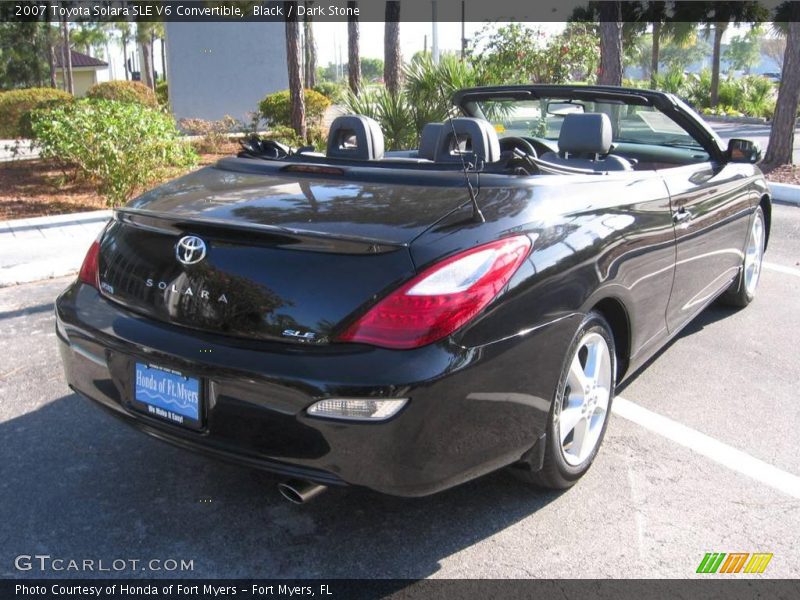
[{"left": 616, "top": 105, "right": 701, "bottom": 149}]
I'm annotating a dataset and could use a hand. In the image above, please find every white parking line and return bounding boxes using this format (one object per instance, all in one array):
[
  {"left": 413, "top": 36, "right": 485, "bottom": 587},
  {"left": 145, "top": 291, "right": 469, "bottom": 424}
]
[
  {"left": 612, "top": 396, "right": 800, "bottom": 500},
  {"left": 763, "top": 261, "right": 800, "bottom": 277}
]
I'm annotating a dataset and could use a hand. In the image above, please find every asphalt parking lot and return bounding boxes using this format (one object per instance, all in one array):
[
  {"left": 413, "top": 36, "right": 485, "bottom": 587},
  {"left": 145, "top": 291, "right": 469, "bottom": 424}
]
[
  {"left": 712, "top": 122, "right": 800, "bottom": 163},
  {"left": 1, "top": 203, "right": 799, "bottom": 580}
]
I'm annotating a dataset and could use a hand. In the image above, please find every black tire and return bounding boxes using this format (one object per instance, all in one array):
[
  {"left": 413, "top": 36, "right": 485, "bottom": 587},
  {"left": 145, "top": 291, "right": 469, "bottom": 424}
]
[
  {"left": 719, "top": 206, "right": 766, "bottom": 308},
  {"left": 514, "top": 311, "right": 617, "bottom": 490}
]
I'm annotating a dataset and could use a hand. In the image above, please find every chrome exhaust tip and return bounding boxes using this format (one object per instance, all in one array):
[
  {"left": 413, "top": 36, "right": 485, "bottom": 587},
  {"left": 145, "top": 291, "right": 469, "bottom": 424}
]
[{"left": 277, "top": 479, "right": 327, "bottom": 504}]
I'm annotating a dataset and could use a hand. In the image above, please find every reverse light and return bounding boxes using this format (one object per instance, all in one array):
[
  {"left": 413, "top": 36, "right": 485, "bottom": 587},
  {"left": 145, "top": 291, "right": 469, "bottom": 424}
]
[
  {"left": 78, "top": 240, "right": 101, "bottom": 289},
  {"left": 338, "top": 235, "right": 532, "bottom": 349},
  {"left": 307, "top": 398, "right": 408, "bottom": 421}
]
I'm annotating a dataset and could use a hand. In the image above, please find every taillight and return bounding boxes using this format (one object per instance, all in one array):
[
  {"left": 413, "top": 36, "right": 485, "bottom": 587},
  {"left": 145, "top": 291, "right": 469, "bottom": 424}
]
[
  {"left": 78, "top": 240, "right": 100, "bottom": 288},
  {"left": 338, "top": 235, "right": 532, "bottom": 349}
]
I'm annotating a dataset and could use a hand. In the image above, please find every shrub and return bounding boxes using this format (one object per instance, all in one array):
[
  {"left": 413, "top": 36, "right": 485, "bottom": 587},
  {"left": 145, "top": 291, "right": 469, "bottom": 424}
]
[
  {"left": 179, "top": 115, "right": 238, "bottom": 154},
  {"left": 241, "top": 111, "right": 263, "bottom": 135},
  {"left": 31, "top": 99, "right": 197, "bottom": 206},
  {"left": 342, "top": 88, "right": 416, "bottom": 150},
  {"left": 0, "top": 87, "right": 73, "bottom": 138},
  {"left": 717, "top": 77, "right": 745, "bottom": 110},
  {"left": 684, "top": 69, "right": 712, "bottom": 109},
  {"left": 466, "top": 22, "right": 599, "bottom": 85},
  {"left": 258, "top": 89, "right": 330, "bottom": 128},
  {"left": 266, "top": 125, "right": 304, "bottom": 147},
  {"left": 312, "top": 81, "right": 346, "bottom": 103},
  {"left": 701, "top": 105, "right": 744, "bottom": 118},
  {"left": 266, "top": 125, "right": 326, "bottom": 151},
  {"left": 155, "top": 80, "right": 169, "bottom": 107},
  {"left": 653, "top": 67, "right": 686, "bottom": 95},
  {"left": 85, "top": 80, "right": 159, "bottom": 109},
  {"left": 622, "top": 78, "right": 651, "bottom": 90},
  {"left": 404, "top": 54, "right": 479, "bottom": 132},
  {"left": 340, "top": 55, "right": 479, "bottom": 150},
  {"left": 740, "top": 75, "right": 776, "bottom": 119},
  {"left": 689, "top": 73, "right": 776, "bottom": 118}
]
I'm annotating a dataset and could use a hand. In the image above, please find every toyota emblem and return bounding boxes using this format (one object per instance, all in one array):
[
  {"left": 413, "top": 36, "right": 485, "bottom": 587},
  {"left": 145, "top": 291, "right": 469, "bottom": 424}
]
[{"left": 175, "top": 235, "right": 207, "bottom": 265}]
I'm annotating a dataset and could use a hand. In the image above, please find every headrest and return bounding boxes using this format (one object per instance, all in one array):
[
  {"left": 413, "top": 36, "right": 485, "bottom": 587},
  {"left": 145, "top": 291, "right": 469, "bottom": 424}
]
[
  {"left": 558, "top": 113, "right": 613, "bottom": 156},
  {"left": 327, "top": 115, "right": 385, "bottom": 160},
  {"left": 433, "top": 118, "right": 501, "bottom": 164},
  {"left": 418, "top": 123, "right": 443, "bottom": 160}
]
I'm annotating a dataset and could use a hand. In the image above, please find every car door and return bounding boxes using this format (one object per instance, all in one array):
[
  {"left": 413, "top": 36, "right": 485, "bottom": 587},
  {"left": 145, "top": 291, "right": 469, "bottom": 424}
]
[{"left": 660, "top": 161, "right": 754, "bottom": 332}]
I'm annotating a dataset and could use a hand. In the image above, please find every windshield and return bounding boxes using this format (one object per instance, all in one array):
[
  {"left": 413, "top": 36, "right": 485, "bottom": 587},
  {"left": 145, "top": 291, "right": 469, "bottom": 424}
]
[{"left": 475, "top": 98, "right": 703, "bottom": 149}]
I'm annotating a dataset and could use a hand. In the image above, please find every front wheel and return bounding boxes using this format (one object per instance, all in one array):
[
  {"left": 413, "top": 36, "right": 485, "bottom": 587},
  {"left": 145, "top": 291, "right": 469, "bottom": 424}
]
[
  {"left": 720, "top": 206, "right": 765, "bottom": 308},
  {"left": 516, "top": 312, "right": 617, "bottom": 490}
]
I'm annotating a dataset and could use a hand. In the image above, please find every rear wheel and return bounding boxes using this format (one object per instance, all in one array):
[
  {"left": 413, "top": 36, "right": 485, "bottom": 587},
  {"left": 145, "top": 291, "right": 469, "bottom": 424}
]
[
  {"left": 515, "top": 312, "right": 616, "bottom": 489},
  {"left": 720, "top": 206, "right": 765, "bottom": 308}
]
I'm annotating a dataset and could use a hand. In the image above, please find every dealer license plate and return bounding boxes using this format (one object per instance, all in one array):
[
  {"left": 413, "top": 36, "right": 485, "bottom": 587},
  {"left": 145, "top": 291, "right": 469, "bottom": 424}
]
[{"left": 133, "top": 362, "right": 202, "bottom": 429}]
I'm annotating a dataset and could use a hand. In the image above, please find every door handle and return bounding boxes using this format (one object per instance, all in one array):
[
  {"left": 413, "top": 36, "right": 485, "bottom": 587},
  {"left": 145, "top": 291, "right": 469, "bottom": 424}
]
[{"left": 673, "top": 208, "right": 693, "bottom": 224}]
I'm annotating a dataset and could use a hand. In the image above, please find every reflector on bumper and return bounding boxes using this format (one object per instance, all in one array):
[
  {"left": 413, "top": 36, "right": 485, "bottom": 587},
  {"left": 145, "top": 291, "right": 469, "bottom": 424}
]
[{"left": 307, "top": 398, "right": 408, "bottom": 421}]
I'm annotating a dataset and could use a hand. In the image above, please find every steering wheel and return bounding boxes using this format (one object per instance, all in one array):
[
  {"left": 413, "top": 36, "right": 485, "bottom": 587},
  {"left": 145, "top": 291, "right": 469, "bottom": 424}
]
[{"left": 499, "top": 136, "right": 538, "bottom": 158}]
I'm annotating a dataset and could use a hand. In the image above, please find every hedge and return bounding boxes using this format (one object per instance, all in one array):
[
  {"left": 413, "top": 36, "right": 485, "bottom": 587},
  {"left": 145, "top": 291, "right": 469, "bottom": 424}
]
[
  {"left": 85, "top": 80, "right": 159, "bottom": 109},
  {"left": 0, "top": 88, "right": 73, "bottom": 138},
  {"left": 156, "top": 80, "right": 169, "bottom": 107},
  {"left": 258, "top": 89, "right": 330, "bottom": 128}
]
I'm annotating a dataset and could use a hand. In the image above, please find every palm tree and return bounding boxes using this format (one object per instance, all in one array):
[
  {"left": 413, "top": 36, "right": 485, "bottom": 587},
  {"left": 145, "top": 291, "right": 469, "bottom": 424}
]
[
  {"left": 598, "top": 1, "right": 623, "bottom": 85},
  {"left": 136, "top": 22, "right": 155, "bottom": 89},
  {"left": 773, "top": 0, "right": 796, "bottom": 36},
  {"left": 644, "top": 2, "right": 697, "bottom": 88},
  {"left": 60, "top": 17, "right": 73, "bottom": 94},
  {"left": 691, "top": 2, "right": 768, "bottom": 107},
  {"left": 115, "top": 22, "right": 131, "bottom": 80},
  {"left": 569, "top": 3, "right": 644, "bottom": 47},
  {"left": 285, "top": 1, "right": 306, "bottom": 140},
  {"left": 45, "top": 22, "right": 58, "bottom": 88},
  {"left": 347, "top": 1, "right": 360, "bottom": 94},
  {"left": 40, "top": 2, "right": 56, "bottom": 88},
  {"left": 303, "top": 2, "right": 317, "bottom": 88},
  {"left": 71, "top": 23, "right": 108, "bottom": 56},
  {"left": 150, "top": 26, "right": 157, "bottom": 81},
  {"left": 644, "top": 0, "right": 668, "bottom": 85},
  {"left": 384, "top": 1, "right": 402, "bottom": 95},
  {"left": 763, "top": 2, "right": 800, "bottom": 167}
]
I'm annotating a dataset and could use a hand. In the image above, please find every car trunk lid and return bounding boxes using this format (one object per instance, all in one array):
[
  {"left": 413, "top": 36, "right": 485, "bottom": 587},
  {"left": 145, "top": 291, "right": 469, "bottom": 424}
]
[{"left": 97, "top": 161, "right": 471, "bottom": 343}]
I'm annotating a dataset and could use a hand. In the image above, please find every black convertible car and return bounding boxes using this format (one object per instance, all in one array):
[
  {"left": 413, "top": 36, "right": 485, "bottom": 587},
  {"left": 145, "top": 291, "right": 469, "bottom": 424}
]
[{"left": 56, "top": 85, "right": 769, "bottom": 502}]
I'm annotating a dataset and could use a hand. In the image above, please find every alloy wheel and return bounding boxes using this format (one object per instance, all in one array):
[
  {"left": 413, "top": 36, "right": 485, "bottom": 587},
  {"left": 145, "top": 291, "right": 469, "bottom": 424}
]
[
  {"left": 556, "top": 332, "right": 613, "bottom": 466},
  {"left": 744, "top": 211, "right": 764, "bottom": 297}
]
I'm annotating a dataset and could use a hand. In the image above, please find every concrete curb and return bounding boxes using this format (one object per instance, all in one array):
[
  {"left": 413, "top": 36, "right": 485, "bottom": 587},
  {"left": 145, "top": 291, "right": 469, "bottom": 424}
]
[
  {"left": 0, "top": 255, "right": 92, "bottom": 287},
  {"left": 704, "top": 115, "right": 770, "bottom": 126},
  {"left": 0, "top": 210, "right": 112, "bottom": 288},
  {"left": 1, "top": 209, "right": 112, "bottom": 230},
  {"left": 0, "top": 139, "right": 40, "bottom": 162},
  {"left": 768, "top": 182, "right": 800, "bottom": 206}
]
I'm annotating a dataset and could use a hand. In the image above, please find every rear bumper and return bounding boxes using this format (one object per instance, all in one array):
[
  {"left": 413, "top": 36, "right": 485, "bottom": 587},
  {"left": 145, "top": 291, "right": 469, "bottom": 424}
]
[{"left": 56, "top": 282, "right": 576, "bottom": 496}]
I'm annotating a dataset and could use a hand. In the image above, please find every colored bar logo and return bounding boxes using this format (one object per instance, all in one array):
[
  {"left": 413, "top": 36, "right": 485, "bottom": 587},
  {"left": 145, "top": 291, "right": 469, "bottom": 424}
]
[{"left": 697, "top": 552, "right": 773, "bottom": 574}]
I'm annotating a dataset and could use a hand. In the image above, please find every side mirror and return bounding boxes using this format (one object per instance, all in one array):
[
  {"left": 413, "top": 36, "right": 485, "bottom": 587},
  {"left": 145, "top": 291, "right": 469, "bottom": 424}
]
[{"left": 726, "top": 138, "right": 761, "bottom": 164}]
